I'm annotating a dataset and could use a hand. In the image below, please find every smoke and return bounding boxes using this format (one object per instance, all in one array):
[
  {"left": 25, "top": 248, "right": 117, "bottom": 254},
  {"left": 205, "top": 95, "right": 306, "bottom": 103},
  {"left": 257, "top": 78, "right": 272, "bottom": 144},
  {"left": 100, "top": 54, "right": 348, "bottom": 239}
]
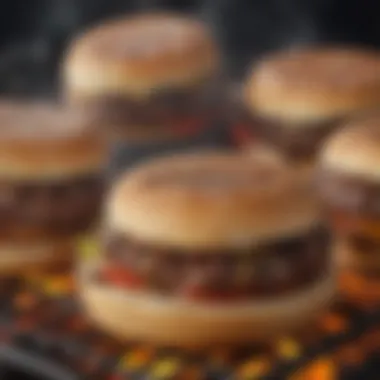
[{"left": 0, "top": 0, "right": 379, "bottom": 96}]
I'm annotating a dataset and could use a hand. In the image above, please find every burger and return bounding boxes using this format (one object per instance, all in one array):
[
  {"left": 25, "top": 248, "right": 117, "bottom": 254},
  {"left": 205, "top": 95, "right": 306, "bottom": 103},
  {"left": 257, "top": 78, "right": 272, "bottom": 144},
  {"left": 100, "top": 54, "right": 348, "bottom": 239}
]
[
  {"left": 63, "top": 12, "right": 221, "bottom": 141},
  {"left": 79, "top": 151, "right": 335, "bottom": 347},
  {"left": 245, "top": 47, "right": 380, "bottom": 164},
  {"left": 0, "top": 102, "right": 105, "bottom": 274},
  {"left": 318, "top": 116, "right": 380, "bottom": 306}
]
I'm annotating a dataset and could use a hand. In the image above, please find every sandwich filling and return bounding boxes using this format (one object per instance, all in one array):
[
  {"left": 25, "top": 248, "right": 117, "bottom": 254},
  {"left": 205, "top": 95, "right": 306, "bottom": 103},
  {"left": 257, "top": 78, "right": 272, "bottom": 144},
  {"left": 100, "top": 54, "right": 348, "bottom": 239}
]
[
  {"left": 0, "top": 175, "right": 103, "bottom": 240},
  {"left": 318, "top": 169, "right": 380, "bottom": 218},
  {"left": 318, "top": 169, "right": 380, "bottom": 274},
  {"left": 82, "top": 79, "right": 222, "bottom": 134},
  {"left": 99, "top": 227, "right": 329, "bottom": 302},
  {"left": 248, "top": 114, "right": 339, "bottom": 160}
]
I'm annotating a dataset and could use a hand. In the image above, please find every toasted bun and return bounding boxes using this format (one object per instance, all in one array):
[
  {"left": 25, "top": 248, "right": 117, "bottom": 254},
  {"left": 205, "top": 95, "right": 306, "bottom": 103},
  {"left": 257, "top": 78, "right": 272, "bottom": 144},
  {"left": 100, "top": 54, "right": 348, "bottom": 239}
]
[
  {"left": 246, "top": 47, "right": 380, "bottom": 123},
  {"left": 107, "top": 151, "right": 319, "bottom": 249},
  {"left": 0, "top": 239, "right": 75, "bottom": 275},
  {"left": 0, "top": 101, "right": 106, "bottom": 180},
  {"left": 78, "top": 259, "right": 335, "bottom": 347},
  {"left": 319, "top": 115, "right": 380, "bottom": 181},
  {"left": 64, "top": 12, "right": 218, "bottom": 100}
]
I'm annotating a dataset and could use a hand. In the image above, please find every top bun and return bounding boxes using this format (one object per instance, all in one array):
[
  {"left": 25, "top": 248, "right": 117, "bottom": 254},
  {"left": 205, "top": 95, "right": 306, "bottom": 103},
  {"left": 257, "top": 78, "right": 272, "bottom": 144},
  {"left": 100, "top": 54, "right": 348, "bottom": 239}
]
[
  {"left": 246, "top": 47, "right": 380, "bottom": 123},
  {"left": 0, "top": 101, "right": 105, "bottom": 180},
  {"left": 107, "top": 150, "right": 319, "bottom": 249},
  {"left": 64, "top": 13, "right": 219, "bottom": 100},
  {"left": 319, "top": 115, "right": 380, "bottom": 181}
]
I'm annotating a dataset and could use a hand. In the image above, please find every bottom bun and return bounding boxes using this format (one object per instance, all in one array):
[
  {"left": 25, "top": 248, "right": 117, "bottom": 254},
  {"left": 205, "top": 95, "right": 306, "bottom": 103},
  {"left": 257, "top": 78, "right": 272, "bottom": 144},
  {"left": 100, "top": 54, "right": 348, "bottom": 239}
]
[
  {"left": 78, "top": 260, "right": 336, "bottom": 347},
  {"left": 0, "top": 239, "right": 75, "bottom": 276}
]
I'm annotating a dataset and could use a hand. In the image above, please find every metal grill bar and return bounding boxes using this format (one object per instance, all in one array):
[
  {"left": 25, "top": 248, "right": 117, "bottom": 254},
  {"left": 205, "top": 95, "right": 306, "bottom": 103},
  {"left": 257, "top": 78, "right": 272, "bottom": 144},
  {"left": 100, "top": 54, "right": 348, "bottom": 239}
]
[{"left": 0, "top": 345, "right": 78, "bottom": 380}]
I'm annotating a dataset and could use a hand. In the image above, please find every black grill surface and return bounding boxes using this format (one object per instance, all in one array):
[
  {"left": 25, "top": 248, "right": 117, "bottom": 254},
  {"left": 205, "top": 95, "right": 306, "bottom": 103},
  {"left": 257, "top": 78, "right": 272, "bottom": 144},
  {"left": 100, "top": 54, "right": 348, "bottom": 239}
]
[{"left": 1, "top": 274, "right": 380, "bottom": 380}]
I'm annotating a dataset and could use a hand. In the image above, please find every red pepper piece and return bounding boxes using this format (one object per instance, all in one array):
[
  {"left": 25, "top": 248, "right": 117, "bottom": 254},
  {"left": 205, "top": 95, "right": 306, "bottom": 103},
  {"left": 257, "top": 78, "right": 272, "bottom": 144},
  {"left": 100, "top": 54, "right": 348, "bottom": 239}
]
[{"left": 102, "top": 265, "right": 143, "bottom": 290}]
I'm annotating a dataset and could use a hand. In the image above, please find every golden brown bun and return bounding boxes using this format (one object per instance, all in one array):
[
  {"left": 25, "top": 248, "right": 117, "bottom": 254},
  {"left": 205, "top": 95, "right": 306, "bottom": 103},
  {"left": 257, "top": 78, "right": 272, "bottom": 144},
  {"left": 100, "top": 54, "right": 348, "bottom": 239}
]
[
  {"left": 78, "top": 259, "right": 335, "bottom": 347},
  {"left": 246, "top": 47, "right": 380, "bottom": 123},
  {"left": 0, "top": 101, "right": 106, "bottom": 180},
  {"left": 0, "top": 239, "right": 75, "bottom": 275},
  {"left": 243, "top": 142, "right": 286, "bottom": 164},
  {"left": 107, "top": 150, "right": 319, "bottom": 249},
  {"left": 319, "top": 115, "right": 380, "bottom": 181},
  {"left": 64, "top": 12, "right": 219, "bottom": 100}
]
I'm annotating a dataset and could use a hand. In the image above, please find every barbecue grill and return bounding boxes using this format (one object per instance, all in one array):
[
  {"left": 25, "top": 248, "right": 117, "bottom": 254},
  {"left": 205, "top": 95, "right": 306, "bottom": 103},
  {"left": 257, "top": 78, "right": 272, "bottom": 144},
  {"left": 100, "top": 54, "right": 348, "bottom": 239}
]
[{"left": 0, "top": 263, "right": 379, "bottom": 380}]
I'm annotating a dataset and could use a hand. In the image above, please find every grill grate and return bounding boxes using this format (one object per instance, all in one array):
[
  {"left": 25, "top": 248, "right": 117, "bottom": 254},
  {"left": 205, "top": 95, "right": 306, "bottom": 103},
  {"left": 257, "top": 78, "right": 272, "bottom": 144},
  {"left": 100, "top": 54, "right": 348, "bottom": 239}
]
[
  {"left": 1, "top": 274, "right": 380, "bottom": 379},
  {"left": 0, "top": 345, "right": 78, "bottom": 380}
]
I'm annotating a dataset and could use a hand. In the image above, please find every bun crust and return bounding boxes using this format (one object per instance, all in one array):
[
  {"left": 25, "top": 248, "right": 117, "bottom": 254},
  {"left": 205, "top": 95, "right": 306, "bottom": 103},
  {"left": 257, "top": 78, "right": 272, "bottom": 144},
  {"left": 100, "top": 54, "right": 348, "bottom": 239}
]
[
  {"left": 319, "top": 115, "right": 380, "bottom": 180},
  {"left": 107, "top": 151, "right": 319, "bottom": 248},
  {"left": 79, "top": 259, "right": 335, "bottom": 347},
  {"left": 246, "top": 47, "right": 380, "bottom": 122},
  {"left": 0, "top": 239, "right": 75, "bottom": 275},
  {"left": 64, "top": 13, "right": 218, "bottom": 99},
  {"left": 0, "top": 101, "right": 105, "bottom": 180}
]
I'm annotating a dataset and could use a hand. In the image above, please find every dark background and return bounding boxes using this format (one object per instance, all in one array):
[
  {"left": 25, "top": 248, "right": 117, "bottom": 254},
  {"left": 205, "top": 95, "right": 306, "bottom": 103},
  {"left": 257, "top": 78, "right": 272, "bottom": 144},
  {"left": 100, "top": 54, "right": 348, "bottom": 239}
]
[{"left": 0, "top": 0, "right": 379, "bottom": 97}]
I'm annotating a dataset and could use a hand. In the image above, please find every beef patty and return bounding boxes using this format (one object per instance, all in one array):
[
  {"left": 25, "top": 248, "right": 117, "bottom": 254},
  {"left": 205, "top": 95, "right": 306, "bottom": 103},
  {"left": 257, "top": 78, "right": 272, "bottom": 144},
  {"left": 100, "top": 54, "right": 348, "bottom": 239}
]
[{"left": 100, "top": 227, "right": 330, "bottom": 301}]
